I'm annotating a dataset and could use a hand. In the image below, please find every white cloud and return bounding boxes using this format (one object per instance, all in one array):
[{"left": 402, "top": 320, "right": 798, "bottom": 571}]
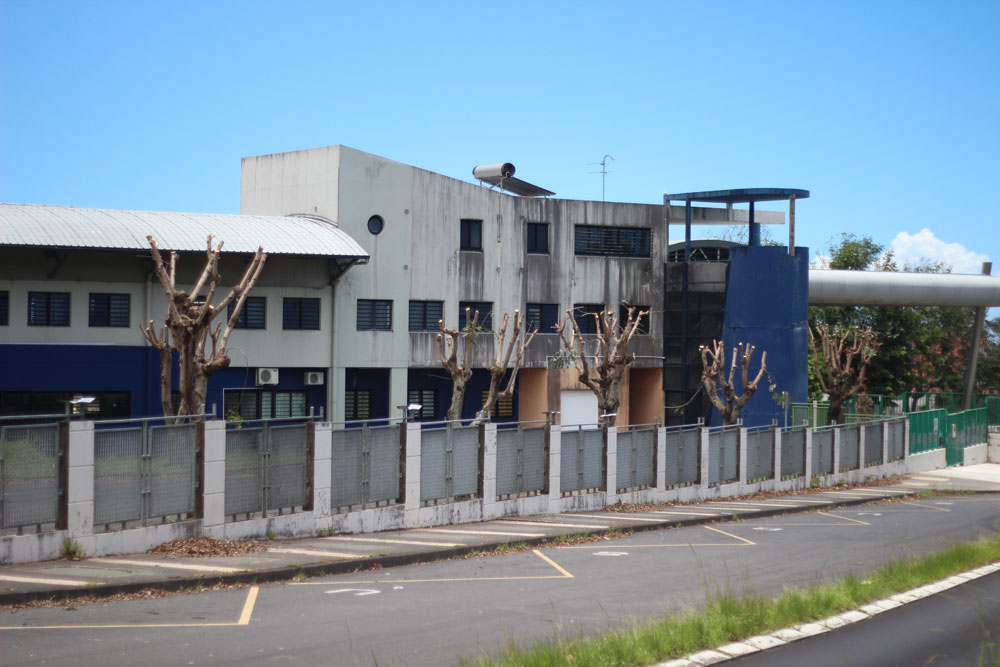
[
  {"left": 810, "top": 253, "right": 831, "bottom": 269},
  {"left": 890, "top": 228, "right": 991, "bottom": 274}
]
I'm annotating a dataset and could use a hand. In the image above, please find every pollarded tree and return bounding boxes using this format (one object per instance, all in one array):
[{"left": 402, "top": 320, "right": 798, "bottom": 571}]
[
  {"left": 699, "top": 340, "right": 768, "bottom": 426},
  {"left": 554, "top": 305, "right": 649, "bottom": 425},
  {"left": 140, "top": 235, "right": 267, "bottom": 421},
  {"left": 435, "top": 307, "right": 536, "bottom": 424},
  {"left": 808, "top": 323, "right": 877, "bottom": 424}
]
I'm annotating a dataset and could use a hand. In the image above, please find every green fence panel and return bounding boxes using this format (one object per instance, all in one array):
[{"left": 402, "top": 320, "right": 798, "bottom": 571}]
[
  {"left": 907, "top": 409, "right": 946, "bottom": 454},
  {"left": 986, "top": 397, "right": 1000, "bottom": 427}
]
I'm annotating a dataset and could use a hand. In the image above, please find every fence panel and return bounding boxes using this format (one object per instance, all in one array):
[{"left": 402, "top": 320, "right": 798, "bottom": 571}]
[
  {"left": 450, "top": 426, "right": 480, "bottom": 498},
  {"left": 560, "top": 427, "right": 603, "bottom": 495},
  {"left": 839, "top": 424, "right": 860, "bottom": 471},
  {"left": 907, "top": 409, "right": 945, "bottom": 454},
  {"left": 330, "top": 428, "right": 364, "bottom": 508},
  {"left": 367, "top": 425, "right": 401, "bottom": 504},
  {"left": 1, "top": 424, "right": 60, "bottom": 531},
  {"left": 988, "top": 397, "right": 1000, "bottom": 430},
  {"left": 94, "top": 427, "right": 143, "bottom": 526},
  {"left": 420, "top": 428, "right": 448, "bottom": 503},
  {"left": 616, "top": 427, "right": 655, "bottom": 492},
  {"left": 663, "top": 427, "right": 700, "bottom": 488},
  {"left": 708, "top": 427, "right": 739, "bottom": 485},
  {"left": 887, "top": 419, "right": 905, "bottom": 462},
  {"left": 149, "top": 423, "right": 197, "bottom": 519},
  {"left": 497, "top": 426, "right": 546, "bottom": 497},
  {"left": 746, "top": 428, "right": 773, "bottom": 482},
  {"left": 780, "top": 427, "right": 806, "bottom": 479},
  {"left": 863, "top": 422, "right": 883, "bottom": 467},
  {"left": 811, "top": 427, "right": 834, "bottom": 476},
  {"left": 225, "top": 428, "right": 263, "bottom": 516},
  {"left": 268, "top": 424, "right": 309, "bottom": 511}
]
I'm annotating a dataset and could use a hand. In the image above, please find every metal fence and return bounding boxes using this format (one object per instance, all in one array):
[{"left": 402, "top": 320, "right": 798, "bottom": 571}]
[
  {"left": 663, "top": 425, "right": 700, "bottom": 488},
  {"left": 1, "top": 422, "right": 61, "bottom": 534},
  {"left": 863, "top": 422, "right": 884, "bottom": 467},
  {"left": 780, "top": 426, "right": 806, "bottom": 479},
  {"left": 94, "top": 419, "right": 198, "bottom": 531},
  {"left": 707, "top": 426, "right": 739, "bottom": 485},
  {"left": 559, "top": 425, "right": 604, "bottom": 495},
  {"left": 907, "top": 409, "right": 945, "bottom": 454},
  {"left": 811, "top": 426, "right": 835, "bottom": 476},
  {"left": 616, "top": 425, "right": 656, "bottom": 492},
  {"left": 839, "top": 424, "right": 860, "bottom": 471},
  {"left": 887, "top": 418, "right": 906, "bottom": 462},
  {"left": 420, "top": 423, "right": 480, "bottom": 505},
  {"left": 330, "top": 423, "right": 401, "bottom": 511},
  {"left": 496, "top": 424, "right": 547, "bottom": 498},
  {"left": 987, "top": 396, "right": 1000, "bottom": 431},
  {"left": 225, "top": 420, "right": 311, "bottom": 521},
  {"left": 746, "top": 427, "right": 774, "bottom": 482}
]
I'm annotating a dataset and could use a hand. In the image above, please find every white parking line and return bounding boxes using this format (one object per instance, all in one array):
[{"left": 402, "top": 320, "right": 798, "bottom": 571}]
[
  {"left": 570, "top": 513, "right": 668, "bottom": 523},
  {"left": 418, "top": 528, "right": 546, "bottom": 537},
  {"left": 0, "top": 574, "right": 96, "bottom": 587},
  {"left": 321, "top": 536, "right": 466, "bottom": 547},
  {"left": 95, "top": 558, "right": 244, "bottom": 573},
  {"left": 494, "top": 520, "right": 611, "bottom": 529},
  {"left": 652, "top": 510, "right": 726, "bottom": 517},
  {"left": 268, "top": 548, "right": 366, "bottom": 559}
]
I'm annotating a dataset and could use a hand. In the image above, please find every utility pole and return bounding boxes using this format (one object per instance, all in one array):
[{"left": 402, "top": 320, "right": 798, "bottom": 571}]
[{"left": 589, "top": 154, "right": 614, "bottom": 202}]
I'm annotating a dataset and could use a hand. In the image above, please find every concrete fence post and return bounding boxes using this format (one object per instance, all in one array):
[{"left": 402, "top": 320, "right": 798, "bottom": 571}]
[
  {"left": 201, "top": 420, "right": 226, "bottom": 528},
  {"left": 832, "top": 426, "right": 842, "bottom": 475},
  {"left": 548, "top": 425, "right": 562, "bottom": 514},
  {"left": 804, "top": 427, "right": 813, "bottom": 484},
  {"left": 312, "top": 422, "right": 332, "bottom": 520},
  {"left": 482, "top": 423, "right": 498, "bottom": 519},
  {"left": 858, "top": 424, "right": 866, "bottom": 480},
  {"left": 656, "top": 427, "right": 667, "bottom": 494},
  {"left": 66, "top": 420, "right": 95, "bottom": 554},
  {"left": 404, "top": 422, "right": 422, "bottom": 526},
  {"left": 773, "top": 426, "right": 783, "bottom": 485},
  {"left": 605, "top": 426, "right": 618, "bottom": 504},
  {"left": 882, "top": 420, "right": 890, "bottom": 466},
  {"left": 699, "top": 427, "right": 710, "bottom": 493},
  {"left": 738, "top": 426, "right": 748, "bottom": 488}
]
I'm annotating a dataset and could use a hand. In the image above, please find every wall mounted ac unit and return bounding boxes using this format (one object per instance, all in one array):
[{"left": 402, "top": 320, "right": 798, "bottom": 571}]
[
  {"left": 256, "top": 368, "right": 279, "bottom": 386},
  {"left": 304, "top": 371, "right": 325, "bottom": 386}
]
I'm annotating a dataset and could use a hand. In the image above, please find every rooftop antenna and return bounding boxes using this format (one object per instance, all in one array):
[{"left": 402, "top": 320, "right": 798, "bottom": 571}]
[{"left": 588, "top": 154, "right": 614, "bottom": 202}]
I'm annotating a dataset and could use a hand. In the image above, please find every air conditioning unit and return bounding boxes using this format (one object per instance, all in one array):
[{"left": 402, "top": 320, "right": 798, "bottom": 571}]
[
  {"left": 304, "top": 371, "right": 325, "bottom": 386},
  {"left": 256, "top": 368, "right": 279, "bottom": 386}
]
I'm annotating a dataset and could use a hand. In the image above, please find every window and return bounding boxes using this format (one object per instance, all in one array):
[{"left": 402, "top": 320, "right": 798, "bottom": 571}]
[
  {"left": 458, "top": 301, "right": 493, "bottom": 330},
  {"left": 28, "top": 291, "right": 70, "bottom": 326},
  {"left": 367, "top": 215, "right": 384, "bottom": 235},
  {"left": 482, "top": 390, "right": 514, "bottom": 418},
  {"left": 261, "top": 391, "right": 307, "bottom": 419},
  {"left": 575, "top": 225, "right": 651, "bottom": 257},
  {"left": 407, "top": 389, "right": 436, "bottom": 420},
  {"left": 224, "top": 389, "right": 260, "bottom": 420},
  {"left": 0, "top": 291, "right": 7, "bottom": 326},
  {"left": 345, "top": 390, "right": 373, "bottom": 420},
  {"left": 460, "top": 218, "right": 483, "bottom": 251},
  {"left": 229, "top": 296, "right": 266, "bottom": 329},
  {"left": 572, "top": 304, "right": 605, "bottom": 334},
  {"left": 0, "top": 391, "right": 129, "bottom": 418},
  {"left": 526, "top": 222, "right": 549, "bottom": 254},
  {"left": 283, "top": 297, "right": 320, "bottom": 330},
  {"left": 619, "top": 304, "right": 650, "bottom": 334},
  {"left": 357, "top": 299, "right": 392, "bottom": 331},
  {"left": 89, "top": 293, "right": 130, "bottom": 327},
  {"left": 526, "top": 303, "right": 559, "bottom": 333},
  {"left": 409, "top": 300, "right": 443, "bottom": 331}
]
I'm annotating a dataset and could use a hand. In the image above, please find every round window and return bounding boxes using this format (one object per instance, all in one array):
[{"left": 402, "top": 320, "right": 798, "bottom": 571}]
[{"left": 367, "top": 215, "right": 384, "bottom": 235}]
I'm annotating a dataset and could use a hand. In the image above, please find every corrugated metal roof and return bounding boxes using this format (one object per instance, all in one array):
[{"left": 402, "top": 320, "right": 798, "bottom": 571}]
[{"left": 0, "top": 203, "right": 369, "bottom": 259}]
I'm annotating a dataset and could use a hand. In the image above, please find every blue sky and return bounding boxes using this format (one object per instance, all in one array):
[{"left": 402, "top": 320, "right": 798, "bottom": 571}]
[{"left": 2, "top": 0, "right": 998, "bottom": 274}]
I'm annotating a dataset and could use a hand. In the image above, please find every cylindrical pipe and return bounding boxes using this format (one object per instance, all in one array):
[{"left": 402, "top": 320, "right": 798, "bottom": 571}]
[{"left": 809, "top": 270, "right": 1000, "bottom": 307}]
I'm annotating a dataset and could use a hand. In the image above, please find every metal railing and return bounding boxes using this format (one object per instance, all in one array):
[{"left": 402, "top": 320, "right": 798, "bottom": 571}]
[
  {"left": 330, "top": 422, "right": 402, "bottom": 512},
  {"left": 559, "top": 424, "right": 604, "bottom": 496},
  {"left": 496, "top": 422, "right": 548, "bottom": 498},
  {"left": 1, "top": 420, "right": 61, "bottom": 534},
  {"left": 225, "top": 417, "right": 312, "bottom": 521},
  {"left": 616, "top": 423, "right": 657, "bottom": 493},
  {"left": 420, "top": 422, "right": 481, "bottom": 505}
]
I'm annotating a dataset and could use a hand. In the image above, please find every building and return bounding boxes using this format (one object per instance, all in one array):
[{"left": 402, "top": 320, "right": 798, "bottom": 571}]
[{"left": 0, "top": 205, "right": 367, "bottom": 419}]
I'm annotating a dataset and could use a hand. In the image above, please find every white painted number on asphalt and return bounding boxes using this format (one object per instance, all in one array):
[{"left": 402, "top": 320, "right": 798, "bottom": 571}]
[
  {"left": 593, "top": 551, "right": 629, "bottom": 557},
  {"left": 325, "top": 588, "right": 381, "bottom": 597}
]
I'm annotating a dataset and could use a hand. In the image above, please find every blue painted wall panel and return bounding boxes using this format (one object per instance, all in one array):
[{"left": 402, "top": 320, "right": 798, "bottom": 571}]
[{"left": 719, "top": 246, "right": 810, "bottom": 428}]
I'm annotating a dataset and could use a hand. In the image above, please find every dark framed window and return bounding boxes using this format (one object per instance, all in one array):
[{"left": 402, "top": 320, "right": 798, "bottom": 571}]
[
  {"left": 482, "top": 390, "right": 514, "bottom": 418},
  {"left": 229, "top": 296, "right": 266, "bottom": 330},
  {"left": 89, "top": 293, "right": 130, "bottom": 327},
  {"left": 224, "top": 389, "right": 260, "bottom": 420},
  {"left": 407, "top": 389, "right": 436, "bottom": 420},
  {"left": 345, "top": 390, "right": 373, "bottom": 420},
  {"left": 0, "top": 391, "right": 130, "bottom": 418},
  {"left": 458, "top": 301, "right": 493, "bottom": 330},
  {"left": 572, "top": 303, "right": 605, "bottom": 334},
  {"left": 283, "top": 297, "right": 320, "bottom": 330},
  {"left": 357, "top": 299, "right": 392, "bottom": 331},
  {"left": 526, "top": 222, "right": 549, "bottom": 254},
  {"left": 526, "top": 303, "right": 559, "bottom": 333},
  {"left": 460, "top": 218, "right": 483, "bottom": 251},
  {"left": 619, "top": 304, "right": 650, "bottom": 334},
  {"left": 261, "top": 391, "right": 307, "bottom": 419},
  {"left": 0, "top": 291, "right": 8, "bottom": 326},
  {"left": 28, "top": 291, "right": 70, "bottom": 326},
  {"left": 575, "top": 225, "right": 651, "bottom": 257},
  {"left": 367, "top": 215, "right": 384, "bottom": 235},
  {"left": 409, "top": 300, "right": 443, "bottom": 331}
]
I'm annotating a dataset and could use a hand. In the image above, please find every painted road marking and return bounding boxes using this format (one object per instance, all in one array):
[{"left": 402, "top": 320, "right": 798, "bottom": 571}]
[
  {"left": 911, "top": 476, "right": 949, "bottom": 481},
  {"left": 733, "top": 511, "right": 870, "bottom": 527},
  {"left": 593, "top": 551, "right": 629, "bottom": 556},
  {"left": 708, "top": 501, "right": 808, "bottom": 509},
  {"left": 557, "top": 524, "right": 756, "bottom": 548},
  {"left": 418, "top": 528, "right": 546, "bottom": 537},
  {"left": 268, "top": 548, "right": 366, "bottom": 559},
  {"left": 495, "top": 520, "right": 611, "bottom": 529},
  {"left": 321, "top": 536, "right": 466, "bottom": 547},
  {"left": 325, "top": 588, "right": 380, "bottom": 596},
  {"left": 651, "top": 510, "right": 727, "bottom": 517},
  {"left": 95, "top": 558, "right": 244, "bottom": 574},
  {"left": 570, "top": 513, "right": 671, "bottom": 523},
  {"left": 906, "top": 482, "right": 930, "bottom": 487},
  {"left": 0, "top": 586, "right": 259, "bottom": 631},
  {"left": 292, "top": 549, "right": 573, "bottom": 585},
  {"left": 0, "top": 574, "right": 96, "bottom": 587}
]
